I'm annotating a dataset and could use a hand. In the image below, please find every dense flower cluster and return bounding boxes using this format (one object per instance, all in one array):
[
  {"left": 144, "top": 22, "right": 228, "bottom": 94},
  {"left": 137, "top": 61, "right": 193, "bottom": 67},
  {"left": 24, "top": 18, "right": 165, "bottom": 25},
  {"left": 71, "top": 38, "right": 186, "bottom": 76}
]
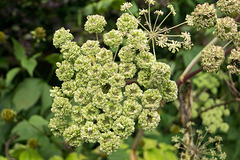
[
  {"left": 201, "top": 45, "right": 225, "bottom": 72},
  {"left": 227, "top": 48, "right": 240, "bottom": 75},
  {"left": 49, "top": 1, "right": 179, "bottom": 154},
  {"left": 1, "top": 108, "right": 16, "bottom": 122},
  {"left": 192, "top": 72, "right": 230, "bottom": 133},
  {"left": 31, "top": 27, "right": 46, "bottom": 41},
  {"left": 187, "top": 1, "right": 240, "bottom": 75},
  {"left": 213, "top": 16, "right": 238, "bottom": 41},
  {"left": 217, "top": 0, "right": 240, "bottom": 15},
  {"left": 0, "top": 31, "right": 6, "bottom": 44},
  {"left": 172, "top": 122, "right": 227, "bottom": 160},
  {"left": 186, "top": 3, "right": 217, "bottom": 30}
]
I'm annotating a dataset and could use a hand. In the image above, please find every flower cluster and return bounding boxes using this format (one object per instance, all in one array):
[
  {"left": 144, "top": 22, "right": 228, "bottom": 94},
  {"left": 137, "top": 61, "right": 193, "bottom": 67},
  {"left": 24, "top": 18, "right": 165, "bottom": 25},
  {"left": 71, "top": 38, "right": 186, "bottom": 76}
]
[
  {"left": 49, "top": 1, "right": 180, "bottom": 154},
  {"left": 31, "top": 27, "right": 46, "bottom": 41},
  {"left": 186, "top": 3, "right": 217, "bottom": 30},
  {"left": 1, "top": 108, "right": 16, "bottom": 122},
  {"left": 201, "top": 45, "right": 225, "bottom": 72},
  {"left": 227, "top": 48, "right": 240, "bottom": 75},
  {"left": 217, "top": 0, "right": 240, "bottom": 15},
  {"left": 186, "top": 1, "right": 240, "bottom": 75},
  {"left": 192, "top": 72, "right": 230, "bottom": 133},
  {"left": 0, "top": 31, "right": 6, "bottom": 44},
  {"left": 84, "top": 15, "right": 107, "bottom": 34},
  {"left": 172, "top": 122, "right": 227, "bottom": 160},
  {"left": 120, "top": 2, "right": 193, "bottom": 55},
  {"left": 213, "top": 16, "right": 238, "bottom": 41}
]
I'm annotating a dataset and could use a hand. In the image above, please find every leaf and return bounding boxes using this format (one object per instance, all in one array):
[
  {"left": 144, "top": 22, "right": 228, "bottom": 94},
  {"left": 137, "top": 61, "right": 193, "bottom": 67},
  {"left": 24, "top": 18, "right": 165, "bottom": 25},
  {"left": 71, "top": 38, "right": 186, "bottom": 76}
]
[
  {"left": 143, "top": 138, "right": 158, "bottom": 150},
  {"left": 32, "top": 52, "right": 42, "bottom": 59},
  {"left": 65, "top": 152, "right": 88, "bottom": 160},
  {"left": 11, "top": 120, "right": 41, "bottom": 141},
  {"left": 19, "top": 148, "right": 44, "bottom": 160},
  {"left": 40, "top": 83, "right": 52, "bottom": 115},
  {"left": 38, "top": 136, "right": 62, "bottom": 160},
  {"left": 21, "top": 57, "right": 37, "bottom": 77},
  {"left": 0, "top": 156, "right": 8, "bottom": 160},
  {"left": 13, "top": 78, "right": 43, "bottom": 111},
  {"left": 181, "top": 45, "right": 202, "bottom": 71},
  {"left": 12, "top": 38, "right": 26, "bottom": 61},
  {"left": 130, "top": 1, "right": 138, "bottom": 15},
  {"left": 29, "top": 115, "right": 48, "bottom": 129},
  {"left": 44, "top": 53, "right": 62, "bottom": 66},
  {"left": 6, "top": 67, "right": 21, "bottom": 87},
  {"left": 9, "top": 143, "right": 27, "bottom": 158},
  {"left": 49, "top": 156, "right": 64, "bottom": 160}
]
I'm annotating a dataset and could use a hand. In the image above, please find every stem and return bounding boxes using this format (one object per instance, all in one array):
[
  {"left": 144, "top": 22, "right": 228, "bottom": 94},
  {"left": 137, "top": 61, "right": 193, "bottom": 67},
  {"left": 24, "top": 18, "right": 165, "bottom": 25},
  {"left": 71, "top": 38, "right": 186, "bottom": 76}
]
[
  {"left": 157, "top": 21, "right": 187, "bottom": 34},
  {"left": 178, "top": 37, "right": 218, "bottom": 85},
  {"left": 130, "top": 129, "right": 144, "bottom": 160},
  {"left": 96, "top": 33, "right": 98, "bottom": 41},
  {"left": 113, "top": 46, "right": 120, "bottom": 61},
  {"left": 154, "top": 11, "right": 172, "bottom": 32},
  {"left": 200, "top": 98, "right": 240, "bottom": 114},
  {"left": 222, "top": 40, "right": 233, "bottom": 50},
  {"left": 127, "top": 9, "right": 149, "bottom": 32},
  {"left": 5, "top": 134, "right": 19, "bottom": 159}
]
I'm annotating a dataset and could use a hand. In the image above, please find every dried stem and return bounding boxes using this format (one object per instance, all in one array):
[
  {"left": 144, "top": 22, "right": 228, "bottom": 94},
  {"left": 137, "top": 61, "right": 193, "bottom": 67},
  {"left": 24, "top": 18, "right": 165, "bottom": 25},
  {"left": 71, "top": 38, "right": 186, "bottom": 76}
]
[
  {"left": 200, "top": 98, "right": 240, "bottom": 114},
  {"left": 5, "top": 134, "right": 19, "bottom": 159}
]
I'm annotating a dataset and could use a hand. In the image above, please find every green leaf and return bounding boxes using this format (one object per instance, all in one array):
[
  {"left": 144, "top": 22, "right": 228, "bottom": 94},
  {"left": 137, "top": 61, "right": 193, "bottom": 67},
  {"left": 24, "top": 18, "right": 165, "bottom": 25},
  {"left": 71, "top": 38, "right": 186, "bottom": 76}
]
[
  {"left": 11, "top": 120, "right": 41, "bottom": 141},
  {"left": 130, "top": 1, "right": 139, "bottom": 15},
  {"left": 9, "top": 143, "right": 27, "bottom": 158},
  {"left": 44, "top": 53, "right": 62, "bottom": 66},
  {"left": 21, "top": 57, "right": 37, "bottom": 77},
  {"left": 181, "top": 45, "right": 202, "bottom": 71},
  {"left": 29, "top": 115, "right": 48, "bottom": 129},
  {"left": 12, "top": 38, "right": 26, "bottom": 61},
  {"left": 32, "top": 52, "right": 42, "bottom": 59},
  {"left": 65, "top": 152, "right": 88, "bottom": 160},
  {"left": 49, "top": 156, "right": 64, "bottom": 160},
  {"left": 143, "top": 138, "right": 158, "bottom": 150},
  {"left": 19, "top": 148, "right": 44, "bottom": 160},
  {"left": 6, "top": 67, "right": 21, "bottom": 87},
  {"left": 38, "top": 136, "right": 62, "bottom": 160},
  {"left": 0, "top": 156, "right": 8, "bottom": 160},
  {"left": 13, "top": 78, "right": 43, "bottom": 111},
  {"left": 40, "top": 83, "right": 52, "bottom": 115}
]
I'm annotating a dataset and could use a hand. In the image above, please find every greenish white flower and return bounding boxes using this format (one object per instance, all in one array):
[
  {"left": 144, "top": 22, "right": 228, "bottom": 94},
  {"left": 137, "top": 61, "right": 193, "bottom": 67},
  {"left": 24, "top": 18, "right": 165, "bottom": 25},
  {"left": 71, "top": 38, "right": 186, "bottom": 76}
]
[
  {"left": 61, "top": 42, "right": 81, "bottom": 62},
  {"left": 96, "top": 48, "right": 113, "bottom": 65},
  {"left": 116, "top": 13, "right": 138, "bottom": 33},
  {"left": 56, "top": 60, "right": 74, "bottom": 81},
  {"left": 99, "top": 131, "right": 121, "bottom": 155},
  {"left": 81, "top": 103, "right": 100, "bottom": 121},
  {"left": 122, "top": 99, "right": 142, "bottom": 119},
  {"left": 103, "top": 29, "right": 123, "bottom": 48},
  {"left": 53, "top": 27, "right": 74, "bottom": 48},
  {"left": 48, "top": 116, "right": 68, "bottom": 137},
  {"left": 119, "top": 63, "right": 137, "bottom": 79},
  {"left": 81, "top": 40, "right": 101, "bottom": 56},
  {"left": 84, "top": 15, "right": 107, "bottom": 34},
  {"left": 63, "top": 124, "right": 82, "bottom": 147},
  {"left": 135, "top": 51, "right": 156, "bottom": 69},
  {"left": 81, "top": 121, "right": 100, "bottom": 143},
  {"left": 124, "top": 83, "right": 143, "bottom": 100},
  {"left": 112, "top": 115, "right": 135, "bottom": 139},
  {"left": 141, "top": 89, "right": 162, "bottom": 110},
  {"left": 138, "top": 109, "right": 160, "bottom": 131},
  {"left": 118, "top": 45, "right": 136, "bottom": 63}
]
